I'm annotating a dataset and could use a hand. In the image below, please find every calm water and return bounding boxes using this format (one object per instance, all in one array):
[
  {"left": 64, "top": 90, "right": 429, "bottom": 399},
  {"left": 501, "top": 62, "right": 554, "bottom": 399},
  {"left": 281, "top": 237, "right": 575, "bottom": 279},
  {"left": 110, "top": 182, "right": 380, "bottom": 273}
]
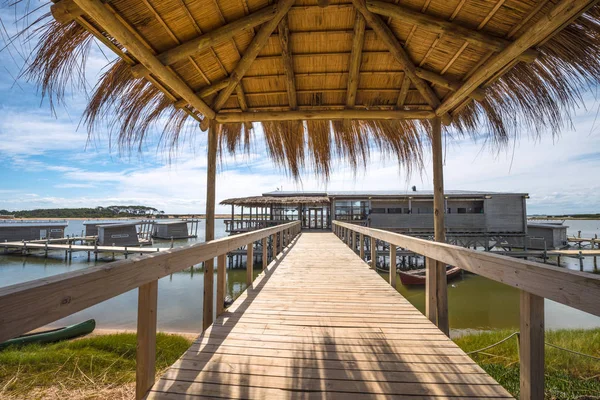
[{"left": 1, "top": 219, "right": 599, "bottom": 333}]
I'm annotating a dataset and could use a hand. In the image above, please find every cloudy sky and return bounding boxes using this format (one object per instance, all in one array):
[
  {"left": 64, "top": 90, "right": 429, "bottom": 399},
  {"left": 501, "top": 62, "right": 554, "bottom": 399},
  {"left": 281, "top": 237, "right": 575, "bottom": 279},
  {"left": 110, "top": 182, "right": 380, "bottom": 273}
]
[{"left": 1, "top": 5, "right": 599, "bottom": 215}]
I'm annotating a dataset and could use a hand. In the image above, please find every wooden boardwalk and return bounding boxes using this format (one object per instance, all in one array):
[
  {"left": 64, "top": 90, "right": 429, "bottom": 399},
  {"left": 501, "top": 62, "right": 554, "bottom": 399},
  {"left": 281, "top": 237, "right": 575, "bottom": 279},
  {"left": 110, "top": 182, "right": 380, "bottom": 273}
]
[{"left": 147, "top": 232, "right": 512, "bottom": 399}]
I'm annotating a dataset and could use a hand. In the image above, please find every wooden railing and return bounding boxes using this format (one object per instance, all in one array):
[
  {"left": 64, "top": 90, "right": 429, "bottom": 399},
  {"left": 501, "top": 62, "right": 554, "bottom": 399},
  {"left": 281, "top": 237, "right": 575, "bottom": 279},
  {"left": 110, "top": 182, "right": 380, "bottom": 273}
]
[
  {"left": 0, "top": 221, "right": 301, "bottom": 400},
  {"left": 224, "top": 219, "right": 285, "bottom": 232},
  {"left": 333, "top": 220, "right": 600, "bottom": 400}
]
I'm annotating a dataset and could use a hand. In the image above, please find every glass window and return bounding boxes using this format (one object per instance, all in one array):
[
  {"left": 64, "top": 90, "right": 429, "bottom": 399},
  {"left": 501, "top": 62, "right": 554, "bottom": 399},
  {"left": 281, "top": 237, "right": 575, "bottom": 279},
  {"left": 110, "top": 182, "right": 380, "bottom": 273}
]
[
  {"left": 371, "top": 208, "right": 386, "bottom": 214},
  {"left": 334, "top": 200, "right": 368, "bottom": 221},
  {"left": 387, "top": 208, "right": 403, "bottom": 214},
  {"left": 457, "top": 208, "right": 467, "bottom": 214}
]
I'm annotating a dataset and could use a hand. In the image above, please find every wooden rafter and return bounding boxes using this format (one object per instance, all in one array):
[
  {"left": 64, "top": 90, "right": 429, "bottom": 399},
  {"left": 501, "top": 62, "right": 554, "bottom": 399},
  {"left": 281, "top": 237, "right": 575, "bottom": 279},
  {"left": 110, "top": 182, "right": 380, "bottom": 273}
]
[
  {"left": 351, "top": 0, "right": 452, "bottom": 124},
  {"left": 396, "top": 75, "right": 411, "bottom": 108},
  {"left": 200, "top": 0, "right": 297, "bottom": 130},
  {"left": 278, "top": 14, "right": 298, "bottom": 110},
  {"left": 70, "top": 0, "right": 215, "bottom": 119},
  {"left": 216, "top": 110, "right": 435, "bottom": 123},
  {"left": 146, "top": 5, "right": 278, "bottom": 67},
  {"left": 173, "top": 79, "right": 229, "bottom": 108},
  {"left": 346, "top": 12, "right": 366, "bottom": 108},
  {"left": 437, "top": 0, "right": 600, "bottom": 116},
  {"left": 366, "top": 1, "right": 538, "bottom": 61}
]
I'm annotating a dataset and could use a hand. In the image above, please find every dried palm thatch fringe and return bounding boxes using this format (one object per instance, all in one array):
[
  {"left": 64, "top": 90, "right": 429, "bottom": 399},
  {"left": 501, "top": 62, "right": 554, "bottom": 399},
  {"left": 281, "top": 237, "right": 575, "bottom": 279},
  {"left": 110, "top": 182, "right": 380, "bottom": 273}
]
[
  {"left": 24, "top": 18, "right": 93, "bottom": 112},
  {"left": 15, "top": 4, "right": 600, "bottom": 179},
  {"left": 453, "top": 4, "right": 600, "bottom": 145}
]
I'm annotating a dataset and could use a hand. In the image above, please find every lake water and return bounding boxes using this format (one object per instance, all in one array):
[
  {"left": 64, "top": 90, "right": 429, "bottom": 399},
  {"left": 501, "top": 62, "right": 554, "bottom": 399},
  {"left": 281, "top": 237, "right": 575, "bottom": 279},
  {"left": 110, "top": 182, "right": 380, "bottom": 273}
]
[{"left": 1, "top": 219, "right": 599, "bottom": 334}]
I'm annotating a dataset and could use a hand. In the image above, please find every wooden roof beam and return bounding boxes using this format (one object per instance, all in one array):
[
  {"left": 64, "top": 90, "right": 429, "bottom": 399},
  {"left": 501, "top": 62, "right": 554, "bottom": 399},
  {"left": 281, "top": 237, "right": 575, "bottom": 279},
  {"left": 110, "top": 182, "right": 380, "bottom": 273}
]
[
  {"left": 366, "top": 0, "right": 538, "bottom": 62},
  {"left": 346, "top": 13, "right": 366, "bottom": 108},
  {"left": 415, "top": 68, "right": 485, "bottom": 101},
  {"left": 278, "top": 15, "right": 298, "bottom": 110},
  {"left": 150, "top": 4, "right": 278, "bottom": 67},
  {"left": 437, "top": 0, "right": 600, "bottom": 116},
  {"left": 71, "top": 0, "right": 215, "bottom": 120},
  {"left": 216, "top": 110, "right": 435, "bottom": 123},
  {"left": 201, "top": 0, "right": 297, "bottom": 130},
  {"left": 351, "top": 0, "right": 452, "bottom": 125}
]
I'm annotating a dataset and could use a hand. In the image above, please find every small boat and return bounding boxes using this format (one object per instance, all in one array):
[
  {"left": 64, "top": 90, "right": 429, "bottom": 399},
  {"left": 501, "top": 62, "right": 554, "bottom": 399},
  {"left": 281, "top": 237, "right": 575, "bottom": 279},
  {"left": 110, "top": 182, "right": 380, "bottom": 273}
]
[
  {"left": 0, "top": 319, "right": 96, "bottom": 350},
  {"left": 398, "top": 265, "right": 462, "bottom": 286}
]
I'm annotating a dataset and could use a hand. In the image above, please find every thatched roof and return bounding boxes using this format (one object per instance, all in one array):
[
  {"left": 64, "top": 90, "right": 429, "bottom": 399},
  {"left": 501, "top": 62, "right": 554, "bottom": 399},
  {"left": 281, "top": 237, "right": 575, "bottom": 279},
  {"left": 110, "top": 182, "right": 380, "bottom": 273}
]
[
  {"left": 15, "top": 0, "right": 600, "bottom": 177},
  {"left": 221, "top": 196, "right": 330, "bottom": 206}
]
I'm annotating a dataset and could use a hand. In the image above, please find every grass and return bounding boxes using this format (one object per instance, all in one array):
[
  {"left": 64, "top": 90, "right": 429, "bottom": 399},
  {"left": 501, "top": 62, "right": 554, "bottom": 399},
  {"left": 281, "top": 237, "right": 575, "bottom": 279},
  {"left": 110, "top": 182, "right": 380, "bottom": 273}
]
[
  {"left": 0, "top": 333, "right": 192, "bottom": 399},
  {"left": 454, "top": 329, "right": 600, "bottom": 399}
]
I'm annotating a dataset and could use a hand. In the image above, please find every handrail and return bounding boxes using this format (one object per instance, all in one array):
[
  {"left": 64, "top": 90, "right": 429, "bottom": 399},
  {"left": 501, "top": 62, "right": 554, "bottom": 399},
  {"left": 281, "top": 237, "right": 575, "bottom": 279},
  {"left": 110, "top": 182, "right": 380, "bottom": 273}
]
[
  {"left": 0, "top": 220, "right": 301, "bottom": 399},
  {"left": 333, "top": 220, "right": 600, "bottom": 400},
  {"left": 333, "top": 221, "right": 600, "bottom": 317}
]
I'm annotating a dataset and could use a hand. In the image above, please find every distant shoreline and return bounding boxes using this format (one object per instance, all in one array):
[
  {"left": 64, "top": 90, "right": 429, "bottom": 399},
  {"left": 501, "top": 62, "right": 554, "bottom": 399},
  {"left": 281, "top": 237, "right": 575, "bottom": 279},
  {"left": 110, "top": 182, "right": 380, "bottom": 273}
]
[{"left": 9, "top": 215, "right": 236, "bottom": 221}]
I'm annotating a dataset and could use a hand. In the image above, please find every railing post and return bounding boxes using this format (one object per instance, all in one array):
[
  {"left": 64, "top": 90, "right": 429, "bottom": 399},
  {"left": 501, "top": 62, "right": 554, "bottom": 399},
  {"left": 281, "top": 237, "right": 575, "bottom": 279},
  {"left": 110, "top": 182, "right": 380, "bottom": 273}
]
[
  {"left": 426, "top": 257, "right": 449, "bottom": 335},
  {"left": 370, "top": 237, "right": 376, "bottom": 268},
  {"left": 270, "top": 233, "right": 275, "bottom": 259},
  {"left": 262, "top": 237, "right": 268, "bottom": 269},
  {"left": 247, "top": 241, "right": 254, "bottom": 285},
  {"left": 136, "top": 280, "right": 157, "bottom": 400},
  {"left": 203, "top": 257, "right": 214, "bottom": 330},
  {"left": 520, "top": 291, "right": 545, "bottom": 400},
  {"left": 350, "top": 229, "right": 354, "bottom": 252},
  {"left": 216, "top": 254, "right": 226, "bottom": 316},
  {"left": 389, "top": 244, "right": 396, "bottom": 288},
  {"left": 359, "top": 233, "right": 365, "bottom": 260}
]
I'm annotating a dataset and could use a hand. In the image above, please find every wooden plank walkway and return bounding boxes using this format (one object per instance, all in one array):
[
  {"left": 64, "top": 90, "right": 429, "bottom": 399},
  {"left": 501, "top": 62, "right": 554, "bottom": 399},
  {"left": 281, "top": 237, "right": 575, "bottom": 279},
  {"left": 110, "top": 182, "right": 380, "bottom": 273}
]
[{"left": 147, "top": 232, "right": 512, "bottom": 399}]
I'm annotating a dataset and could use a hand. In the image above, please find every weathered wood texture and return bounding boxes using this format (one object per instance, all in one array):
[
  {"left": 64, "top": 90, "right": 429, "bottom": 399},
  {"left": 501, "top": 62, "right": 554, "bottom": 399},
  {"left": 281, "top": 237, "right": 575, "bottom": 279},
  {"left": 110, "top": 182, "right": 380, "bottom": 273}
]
[
  {"left": 520, "top": 291, "right": 545, "bottom": 400},
  {"left": 216, "top": 110, "right": 434, "bottom": 122},
  {"left": 147, "top": 232, "right": 511, "bottom": 399},
  {"left": 136, "top": 280, "right": 158, "bottom": 400}
]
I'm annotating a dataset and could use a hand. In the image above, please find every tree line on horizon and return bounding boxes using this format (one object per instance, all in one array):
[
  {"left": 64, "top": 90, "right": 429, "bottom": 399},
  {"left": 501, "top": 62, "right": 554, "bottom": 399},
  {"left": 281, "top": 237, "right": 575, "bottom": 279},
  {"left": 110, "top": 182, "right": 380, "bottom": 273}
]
[{"left": 0, "top": 206, "right": 165, "bottom": 218}]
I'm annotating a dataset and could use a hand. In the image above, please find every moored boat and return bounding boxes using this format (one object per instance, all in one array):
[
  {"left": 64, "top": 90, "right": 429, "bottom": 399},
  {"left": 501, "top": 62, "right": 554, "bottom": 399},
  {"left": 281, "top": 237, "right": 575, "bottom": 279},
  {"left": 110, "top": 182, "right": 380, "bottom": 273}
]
[
  {"left": 398, "top": 266, "right": 462, "bottom": 286},
  {"left": 0, "top": 319, "right": 96, "bottom": 350}
]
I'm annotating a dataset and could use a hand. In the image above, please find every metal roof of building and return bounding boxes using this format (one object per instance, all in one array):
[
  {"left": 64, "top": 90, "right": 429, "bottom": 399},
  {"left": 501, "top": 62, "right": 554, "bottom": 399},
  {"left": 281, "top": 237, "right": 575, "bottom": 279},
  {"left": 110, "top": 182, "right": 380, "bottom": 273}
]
[{"left": 262, "top": 190, "right": 528, "bottom": 197}]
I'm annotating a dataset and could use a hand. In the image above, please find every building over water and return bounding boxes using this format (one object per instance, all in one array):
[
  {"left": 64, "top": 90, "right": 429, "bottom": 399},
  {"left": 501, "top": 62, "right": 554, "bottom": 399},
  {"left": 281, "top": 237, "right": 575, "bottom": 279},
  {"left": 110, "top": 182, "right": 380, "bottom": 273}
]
[
  {"left": 0, "top": 221, "right": 68, "bottom": 242},
  {"left": 97, "top": 223, "right": 140, "bottom": 246},
  {"left": 153, "top": 221, "right": 192, "bottom": 240},
  {"left": 222, "top": 190, "right": 529, "bottom": 247}
]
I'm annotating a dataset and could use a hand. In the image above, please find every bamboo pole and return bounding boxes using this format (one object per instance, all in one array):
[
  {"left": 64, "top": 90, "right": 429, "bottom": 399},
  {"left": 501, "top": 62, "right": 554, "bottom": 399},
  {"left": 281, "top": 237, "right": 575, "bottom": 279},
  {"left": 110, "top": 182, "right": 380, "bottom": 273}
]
[
  {"left": 216, "top": 110, "right": 435, "bottom": 122},
  {"left": 278, "top": 14, "right": 298, "bottom": 110}
]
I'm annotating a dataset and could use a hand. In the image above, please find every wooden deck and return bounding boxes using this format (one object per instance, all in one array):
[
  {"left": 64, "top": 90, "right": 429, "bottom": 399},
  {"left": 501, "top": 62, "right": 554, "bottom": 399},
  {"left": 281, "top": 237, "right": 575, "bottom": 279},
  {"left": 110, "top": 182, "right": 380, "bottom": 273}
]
[{"left": 147, "top": 231, "right": 512, "bottom": 399}]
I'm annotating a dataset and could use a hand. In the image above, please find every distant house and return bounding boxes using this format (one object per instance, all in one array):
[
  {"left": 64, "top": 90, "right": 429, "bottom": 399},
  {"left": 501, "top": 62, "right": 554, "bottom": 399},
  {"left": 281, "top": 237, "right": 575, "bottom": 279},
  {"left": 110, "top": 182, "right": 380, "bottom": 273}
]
[
  {"left": 97, "top": 223, "right": 140, "bottom": 246},
  {"left": 0, "top": 221, "right": 68, "bottom": 241},
  {"left": 153, "top": 220, "right": 191, "bottom": 239}
]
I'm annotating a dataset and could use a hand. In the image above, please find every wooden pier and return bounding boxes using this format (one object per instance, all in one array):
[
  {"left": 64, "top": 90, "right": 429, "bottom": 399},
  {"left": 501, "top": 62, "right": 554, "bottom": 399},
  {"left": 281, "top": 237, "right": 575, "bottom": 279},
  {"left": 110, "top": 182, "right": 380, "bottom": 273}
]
[
  {"left": 1, "top": 222, "right": 599, "bottom": 400},
  {"left": 148, "top": 231, "right": 511, "bottom": 399},
  {"left": 0, "top": 240, "right": 165, "bottom": 260}
]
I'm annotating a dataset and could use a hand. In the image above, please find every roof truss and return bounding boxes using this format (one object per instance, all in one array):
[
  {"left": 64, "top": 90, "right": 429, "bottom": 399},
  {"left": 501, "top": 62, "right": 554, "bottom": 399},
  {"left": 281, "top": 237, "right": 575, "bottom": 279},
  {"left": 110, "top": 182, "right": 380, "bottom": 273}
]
[{"left": 51, "top": 0, "right": 598, "bottom": 126}]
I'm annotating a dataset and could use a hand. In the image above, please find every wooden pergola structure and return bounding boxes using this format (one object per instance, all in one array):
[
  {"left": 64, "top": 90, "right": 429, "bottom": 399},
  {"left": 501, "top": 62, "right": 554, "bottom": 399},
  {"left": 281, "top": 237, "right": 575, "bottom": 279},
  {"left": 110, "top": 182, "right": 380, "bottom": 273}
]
[{"left": 15, "top": 0, "right": 598, "bottom": 397}]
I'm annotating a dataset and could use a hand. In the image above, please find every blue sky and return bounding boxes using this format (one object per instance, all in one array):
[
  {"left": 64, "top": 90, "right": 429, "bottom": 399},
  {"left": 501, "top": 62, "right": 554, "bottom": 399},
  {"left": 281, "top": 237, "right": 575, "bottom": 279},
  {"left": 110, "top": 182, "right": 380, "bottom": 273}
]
[{"left": 1, "top": 5, "right": 599, "bottom": 215}]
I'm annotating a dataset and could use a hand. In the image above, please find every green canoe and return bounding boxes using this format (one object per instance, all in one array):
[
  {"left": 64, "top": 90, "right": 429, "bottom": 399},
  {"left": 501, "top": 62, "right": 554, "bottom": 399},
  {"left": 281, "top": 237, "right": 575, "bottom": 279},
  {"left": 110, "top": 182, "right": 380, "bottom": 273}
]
[{"left": 0, "top": 319, "right": 96, "bottom": 350}]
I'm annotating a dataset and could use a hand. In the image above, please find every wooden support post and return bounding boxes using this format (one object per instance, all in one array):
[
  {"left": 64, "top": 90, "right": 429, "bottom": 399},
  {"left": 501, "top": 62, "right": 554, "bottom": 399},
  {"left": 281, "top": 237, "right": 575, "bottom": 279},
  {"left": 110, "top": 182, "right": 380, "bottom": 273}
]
[
  {"left": 389, "top": 244, "right": 396, "bottom": 288},
  {"left": 136, "top": 280, "right": 157, "bottom": 400},
  {"left": 246, "top": 242, "right": 254, "bottom": 285},
  {"left": 270, "top": 233, "right": 275, "bottom": 259},
  {"left": 520, "top": 291, "right": 545, "bottom": 400},
  {"left": 216, "top": 254, "right": 226, "bottom": 316},
  {"left": 429, "top": 116, "right": 449, "bottom": 336},
  {"left": 359, "top": 233, "right": 365, "bottom": 260},
  {"left": 262, "top": 237, "right": 268, "bottom": 269},
  {"left": 202, "top": 120, "right": 217, "bottom": 331},
  {"left": 350, "top": 230, "right": 354, "bottom": 252},
  {"left": 370, "top": 237, "right": 376, "bottom": 268}
]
